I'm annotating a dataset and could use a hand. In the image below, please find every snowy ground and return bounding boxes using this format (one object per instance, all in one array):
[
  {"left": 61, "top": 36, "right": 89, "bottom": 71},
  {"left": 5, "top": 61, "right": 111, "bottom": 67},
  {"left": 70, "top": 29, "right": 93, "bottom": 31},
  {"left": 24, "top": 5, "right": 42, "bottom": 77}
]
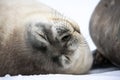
[
  {"left": 0, "top": 68, "right": 120, "bottom": 80},
  {"left": 0, "top": 0, "right": 120, "bottom": 80}
]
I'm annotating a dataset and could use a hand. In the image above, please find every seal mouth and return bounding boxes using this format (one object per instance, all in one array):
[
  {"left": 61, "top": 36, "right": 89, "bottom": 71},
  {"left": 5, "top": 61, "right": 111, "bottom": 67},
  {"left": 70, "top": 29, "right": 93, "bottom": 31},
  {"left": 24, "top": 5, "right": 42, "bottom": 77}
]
[{"left": 52, "top": 55, "right": 71, "bottom": 67}]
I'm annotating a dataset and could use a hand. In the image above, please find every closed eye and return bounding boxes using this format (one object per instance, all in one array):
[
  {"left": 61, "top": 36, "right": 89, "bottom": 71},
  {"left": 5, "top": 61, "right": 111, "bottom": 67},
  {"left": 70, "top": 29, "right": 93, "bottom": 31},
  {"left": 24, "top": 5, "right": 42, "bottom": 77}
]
[
  {"left": 35, "top": 31, "right": 47, "bottom": 41},
  {"left": 61, "top": 34, "right": 71, "bottom": 42}
]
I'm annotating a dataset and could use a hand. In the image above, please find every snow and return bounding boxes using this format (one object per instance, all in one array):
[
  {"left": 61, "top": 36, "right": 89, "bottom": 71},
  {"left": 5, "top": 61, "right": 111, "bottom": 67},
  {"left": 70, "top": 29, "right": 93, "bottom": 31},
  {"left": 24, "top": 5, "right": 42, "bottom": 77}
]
[
  {"left": 0, "top": 67, "right": 120, "bottom": 80},
  {"left": 0, "top": 70, "right": 120, "bottom": 80},
  {"left": 0, "top": 0, "right": 120, "bottom": 80}
]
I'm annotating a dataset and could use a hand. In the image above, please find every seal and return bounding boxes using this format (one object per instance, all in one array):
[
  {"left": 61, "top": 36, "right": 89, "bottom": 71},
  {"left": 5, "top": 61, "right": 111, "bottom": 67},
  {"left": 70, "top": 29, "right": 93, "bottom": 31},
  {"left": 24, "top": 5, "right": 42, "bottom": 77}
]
[
  {"left": 0, "top": 0, "right": 93, "bottom": 76},
  {"left": 89, "top": 0, "right": 120, "bottom": 68}
]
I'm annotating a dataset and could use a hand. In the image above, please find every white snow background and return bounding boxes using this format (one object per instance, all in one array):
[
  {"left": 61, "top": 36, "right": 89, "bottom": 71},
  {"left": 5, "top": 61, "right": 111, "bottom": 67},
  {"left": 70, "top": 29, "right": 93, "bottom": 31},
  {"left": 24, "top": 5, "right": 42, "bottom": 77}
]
[{"left": 0, "top": 0, "right": 120, "bottom": 80}]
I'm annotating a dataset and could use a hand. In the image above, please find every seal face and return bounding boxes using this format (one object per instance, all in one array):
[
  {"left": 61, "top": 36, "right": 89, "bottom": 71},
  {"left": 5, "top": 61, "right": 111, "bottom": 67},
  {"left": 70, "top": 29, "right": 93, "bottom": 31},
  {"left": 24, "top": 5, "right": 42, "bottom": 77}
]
[
  {"left": 90, "top": 0, "right": 120, "bottom": 67},
  {"left": 0, "top": 0, "right": 93, "bottom": 76}
]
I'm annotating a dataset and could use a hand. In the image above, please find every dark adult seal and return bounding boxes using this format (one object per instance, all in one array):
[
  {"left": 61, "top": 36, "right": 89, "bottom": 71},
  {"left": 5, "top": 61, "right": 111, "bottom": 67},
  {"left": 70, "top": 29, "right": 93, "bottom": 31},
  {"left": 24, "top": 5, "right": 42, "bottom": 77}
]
[{"left": 90, "top": 0, "right": 120, "bottom": 68}]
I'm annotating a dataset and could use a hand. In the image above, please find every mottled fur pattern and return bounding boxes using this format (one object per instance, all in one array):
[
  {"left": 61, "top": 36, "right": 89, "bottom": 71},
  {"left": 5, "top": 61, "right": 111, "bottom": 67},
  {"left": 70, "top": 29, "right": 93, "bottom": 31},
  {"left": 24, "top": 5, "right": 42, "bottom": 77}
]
[{"left": 90, "top": 0, "right": 120, "bottom": 67}]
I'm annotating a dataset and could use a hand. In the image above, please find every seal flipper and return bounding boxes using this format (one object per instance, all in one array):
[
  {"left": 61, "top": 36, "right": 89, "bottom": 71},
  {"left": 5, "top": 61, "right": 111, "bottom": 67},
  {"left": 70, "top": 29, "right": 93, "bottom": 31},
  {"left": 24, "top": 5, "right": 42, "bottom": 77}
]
[{"left": 92, "top": 49, "right": 115, "bottom": 69}]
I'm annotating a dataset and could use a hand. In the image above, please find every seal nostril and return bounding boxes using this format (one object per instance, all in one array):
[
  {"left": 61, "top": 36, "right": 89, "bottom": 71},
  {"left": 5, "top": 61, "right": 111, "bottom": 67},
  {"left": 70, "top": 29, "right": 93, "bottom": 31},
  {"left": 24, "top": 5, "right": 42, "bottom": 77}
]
[
  {"left": 52, "top": 56, "right": 62, "bottom": 66},
  {"left": 61, "top": 35, "right": 71, "bottom": 42}
]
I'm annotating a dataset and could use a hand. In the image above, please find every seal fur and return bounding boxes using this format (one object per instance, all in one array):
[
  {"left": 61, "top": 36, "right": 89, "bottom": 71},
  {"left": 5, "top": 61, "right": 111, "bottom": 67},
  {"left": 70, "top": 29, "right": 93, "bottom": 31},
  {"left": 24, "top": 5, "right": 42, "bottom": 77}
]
[{"left": 0, "top": 0, "right": 93, "bottom": 76}]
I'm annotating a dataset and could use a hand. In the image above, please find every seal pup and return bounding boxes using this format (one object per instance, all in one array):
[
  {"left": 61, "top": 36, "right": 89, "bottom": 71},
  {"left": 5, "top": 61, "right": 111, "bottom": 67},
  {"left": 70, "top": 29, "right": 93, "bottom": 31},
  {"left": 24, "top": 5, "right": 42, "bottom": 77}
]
[{"left": 0, "top": 0, "right": 93, "bottom": 76}]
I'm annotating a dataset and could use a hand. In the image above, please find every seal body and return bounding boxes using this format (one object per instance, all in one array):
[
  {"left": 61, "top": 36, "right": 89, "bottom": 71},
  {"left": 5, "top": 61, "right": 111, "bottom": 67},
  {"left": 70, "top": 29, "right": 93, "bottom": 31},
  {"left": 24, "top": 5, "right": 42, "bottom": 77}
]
[
  {"left": 0, "top": 0, "right": 93, "bottom": 76},
  {"left": 90, "top": 0, "right": 120, "bottom": 67}
]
